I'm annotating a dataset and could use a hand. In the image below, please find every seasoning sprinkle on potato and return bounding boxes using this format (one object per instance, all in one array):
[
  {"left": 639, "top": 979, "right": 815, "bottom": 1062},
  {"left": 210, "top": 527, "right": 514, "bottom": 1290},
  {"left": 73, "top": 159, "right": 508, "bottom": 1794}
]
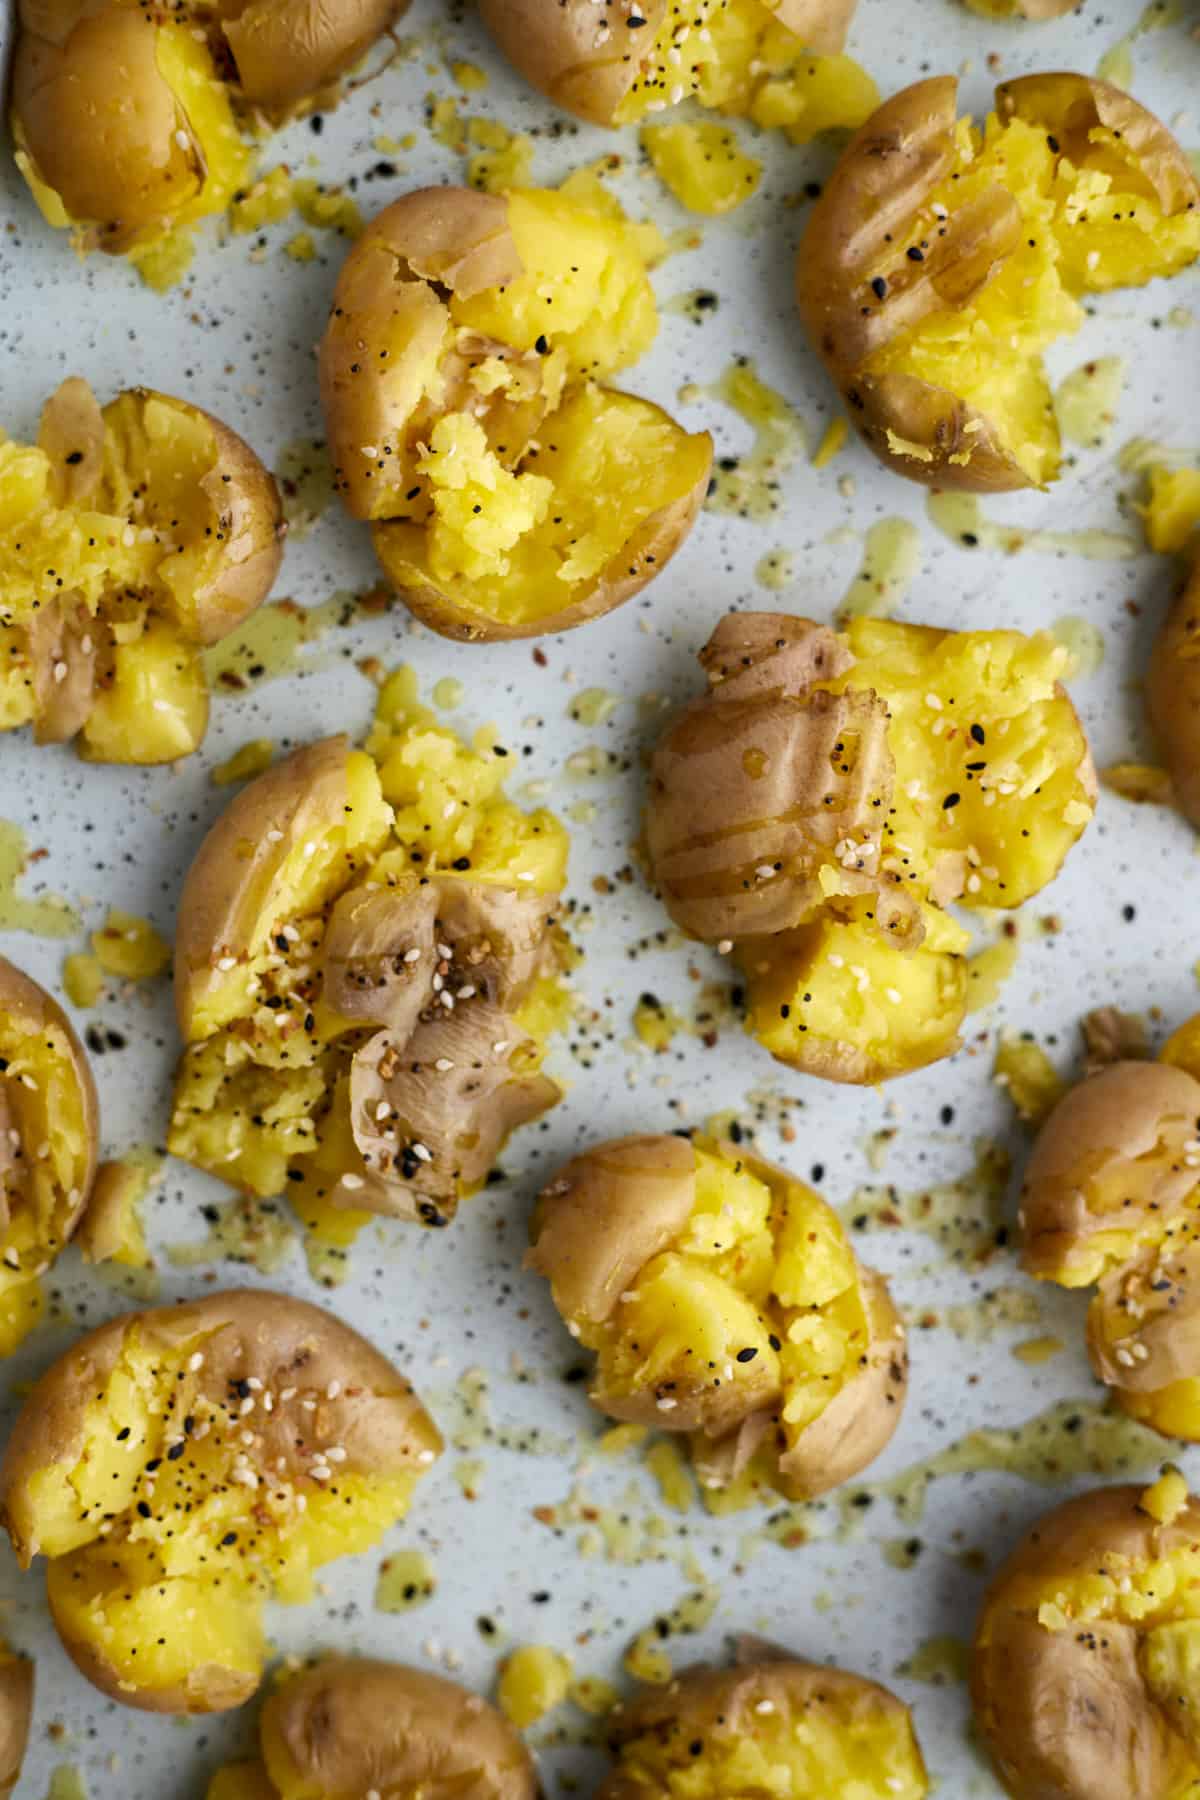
[
  {"left": 319, "top": 185, "right": 713, "bottom": 639},
  {"left": 645, "top": 610, "right": 1095, "bottom": 1083},
  {"left": 0, "top": 379, "right": 283, "bottom": 763},
  {"left": 0, "top": 1289, "right": 441, "bottom": 1714},
  {"left": 169, "top": 669, "right": 571, "bottom": 1235},
  {"left": 798, "top": 74, "right": 1200, "bottom": 491},
  {"left": 601, "top": 1645, "right": 928, "bottom": 1797},
  {"left": 972, "top": 1478, "right": 1200, "bottom": 1800},
  {"left": 529, "top": 1132, "right": 907, "bottom": 1503}
]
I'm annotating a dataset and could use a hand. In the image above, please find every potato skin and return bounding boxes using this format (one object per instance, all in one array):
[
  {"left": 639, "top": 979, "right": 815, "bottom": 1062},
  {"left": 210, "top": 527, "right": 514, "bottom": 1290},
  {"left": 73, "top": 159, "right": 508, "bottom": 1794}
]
[
  {"left": 260, "top": 1657, "right": 538, "bottom": 1798},
  {"left": 173, "top": 735, "right": 353, "bottom": 1039},
  {"left": 0, "top": 1288, "right": 441, "bottom": 1713},
  {"left": 797, "top": 75, "right": 1200, "bottom": 493},
  {"left": 1147, "top": 560, "right": 1200, "bottom": 828},
  {"left": 600, "top": 1653, "right": 925, "bottom": 1800},
  {"left": 0, "top": 952, "right": 99, "bottom": 1234},
  {"left": 1019, "top": 1060, "right": 1200, "bottom": 1286},
  {"left": 971, "top": 1486, "right": 1200, "bottom": 1800},
  {"left": 373, "top": 409, "right": 711, "bottom": 643},
  {"left": 0, "top": 1655, "right": 33, "bottom": 1800},
  {"left": 221, "top": 0, "right": 412, "bottom": 111},
  {"left": 478, "top": 0, "right": 858, "bottom": 127}
]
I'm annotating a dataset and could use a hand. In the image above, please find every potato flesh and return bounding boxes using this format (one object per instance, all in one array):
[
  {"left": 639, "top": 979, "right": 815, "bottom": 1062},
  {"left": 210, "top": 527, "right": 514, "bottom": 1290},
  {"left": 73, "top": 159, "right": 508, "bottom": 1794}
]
[
  {"left": 640, "top": 123, "right": 762, "bottom": 216},
  {"left": 29, "top": 1325, "right": 420, "bottom": 1704},
  {"left": 0, "top": 1009, "right": 91, "bottom": 1349},
  {"left": 740, "top": 618, "right": 1091, "bottom": 1076},
  {"left": 373, "top": 385, "right": 713, "bottom": 628},
  {"left": 580, "top": 1146, "right": 874, "bottom": 1478},
  {"left": 13, "top": 17, "right": 250, "bottom": 274},
  {"left": 611, "top": 1690, "right": 927, "bottom": 1798},
  {"left": 615, "top": 0, "right": 879, "bottom": 145},
  {"left": 866, "top": 115, "right": 1200, "bottom": 485},
  {"left": 169, "top": 673, "right": 570, "bottom": 1222},
  {"left": 0, "top": 394, "right": 233, "bottom": 762}
]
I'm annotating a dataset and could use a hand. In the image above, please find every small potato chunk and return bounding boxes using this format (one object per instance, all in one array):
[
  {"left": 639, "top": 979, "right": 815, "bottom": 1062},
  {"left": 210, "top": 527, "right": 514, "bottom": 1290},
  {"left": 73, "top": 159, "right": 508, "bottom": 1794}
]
[
  {"left": 0, "top": 955, "right": 98, "bottom": 1354},
  {"left": 972, "top": 1482, "right": 1200, "bottom": 1800},
  {"left": 479, "top": 0, "right": 873, "bottom": 136},
  {"left": 0, "top": 1290, "right": 441, "bottom": 1714},
  {"left": 0, "top": 1644, "right": 33, "bottom": 1800},
  {"left": 319, "top": 186, "right": 712, "bottom": 639},
  {"left": 601, "top": 1649, "right": 927, "bottom": 1799},
  {"left": 169, "top": 669, "right": 571, "bottom": 1237},
  {"left": 206, "top": 1656, "right": 537, "bottom": 1798},
  {"left": 645, "top": 610, "right": 1094, "bottom": 1083},
  {"left": 1020, "top": 1054, "right": 1200, "bottom": 1439},
  {"left": 1148, "top": 559, "right": 1200, "bottom": 827},
  {"left": 0, "top": 380, "right": 282, "bottom": 763},
  {"left": 797, "top": 75, "right": 1200, "bottom": 491},
  {"left": 10, "top": 0, "right": 409, "bottom": 276},
  {"left": 529, "top": 1132, "right": 906, "bottom": 1503}
]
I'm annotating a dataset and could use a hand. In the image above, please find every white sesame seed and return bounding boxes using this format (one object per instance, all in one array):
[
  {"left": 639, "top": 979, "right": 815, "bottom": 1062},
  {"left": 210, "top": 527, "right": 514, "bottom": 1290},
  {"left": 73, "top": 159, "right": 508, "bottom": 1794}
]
[
  {"left": 437, "top": 943, "right": 452, "bottom": 959},
  {"left": 187, "top": 1352, "right": 205, "bottom": 1372},
  {"left": 492, "top": 1041, "right": 510, "bottom": 1055},
  {"left": 434, "top": 1058, "right": 455, "bottom": 1072},
  {"left": 326, "top": 1380, "right": 342, "bottom": 1399},
  {"left": 325, "top": 1445, "right": 347, "bottom": 1462},
  {"left": 215, "top": 956, "right": 237, "bottom": 972},
  {"left": 411, "top": 1143, "right": 433, "bottom": 1163},
  {"left": 52, "top": 660, "right": 68, "bottom": 683},
  {"left": 404, "top": 946, "right": 422, "bottom": 963},
  {"left": 341, "top": 1173, "right": 364, "bottom": 1190}
]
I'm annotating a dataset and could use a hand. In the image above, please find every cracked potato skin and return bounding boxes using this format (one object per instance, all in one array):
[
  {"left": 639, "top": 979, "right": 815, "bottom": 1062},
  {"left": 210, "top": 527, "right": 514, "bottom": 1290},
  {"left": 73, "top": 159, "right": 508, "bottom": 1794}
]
[
  {"left": 0, "top": 1652, "right": 32, "bottom": 1800},
  {"left": 1147, "top": 558, "right": 1200, "bottom": 829}
]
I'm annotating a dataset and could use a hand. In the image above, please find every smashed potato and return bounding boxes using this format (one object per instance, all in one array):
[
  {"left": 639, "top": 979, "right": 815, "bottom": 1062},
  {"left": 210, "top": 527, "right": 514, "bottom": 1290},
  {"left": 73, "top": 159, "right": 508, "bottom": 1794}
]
[
  {"left": 798, "top": 75, "right": 1200, "bottom": 490},
  {"left": 0, "top": 1289, "right": 440, "bottom": 1714},
  {"left": 646, "top": 611, "right": 1094, "bottom": 1083},
  {"left": 170, "top": 668, "right": 571, "bottom": 1233},
  {"left": 207, "top": 1656, "right": 538, "bottom": 1798},
  {"left": 1148, "top": 556, "right": 1200, "bottom": 828},
  {"left": 0, "top": 954, "right": 98, "bottom": 1355},
  {"left": 601, "top": 1647, "right": 928, "bottom": 1798},
  {"left": 972, "top": 1479, "right": 1200, "bottom": 1800},
  {"left": 319, "top": 187, "right": 712, "bottom": 639},
  {"left": 479, "top": 0, "right": 877, "bottom": 144},
  {"left": 11, "top": 0, "right": 407, "bottom": 278},
  {"left": 0, "top": 378, "right": 282, "bottom": 762},
  {"left": 529, "top": 1132, "right": 906, "bottom": 1502},
  {"left": 1021, "top": 1053, "right": 1200, "bottom": 1439},
  {"left": 0, "top": 1644, "right": 32, "bottom": 1800}
]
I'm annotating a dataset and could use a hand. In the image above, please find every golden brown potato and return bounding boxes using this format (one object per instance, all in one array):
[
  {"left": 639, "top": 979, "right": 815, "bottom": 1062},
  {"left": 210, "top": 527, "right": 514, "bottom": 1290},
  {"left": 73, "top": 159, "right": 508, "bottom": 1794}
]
[
  {"left": 0, "top": 378, "right": 283, "bottom": 763},
  {"left": 529, "top": 1132, "right": 906, "bottom": 1503},
  {"left": 479, "top": 0, "right": 870, "bottom": 135},
  {"left": 1020, "top": 1057, "right": 1200, "bottom": 1440},
  {"left": 601, "top": 1647, "right": 928, "bottom": 1798},
  {"left": 645, "top": 611, "right": 1094, "bottom": 1083},
  {"left": 169, "top": 670, "right": 571, "bottom": 1242},
  {"left": 972, "top": 1476, "right": 1200, "bottom": 1800},
  {"left": 206, "top": 1656, "right": 539, "bottom": 1798},
  {"left": 10, "top": 0, "right": 407, "bottom": 272},
  {"left": 0, "top": 1645, "right": 33, "bottom": 1800},
  {"left": 1147, "top": 558, "right": 1200, "bottom": 827},
  {"left": 319, "top": 186, "right": 712, "bottom": 640},
  {"left": 0, "top": 954, "right": 98, "bottom": 1355},
  {"left": 797, "top": 74, "right": 1200, "bottom": 491},
  {"left": 0, "top": 1287, "right": 441, "bottom": 1715}
]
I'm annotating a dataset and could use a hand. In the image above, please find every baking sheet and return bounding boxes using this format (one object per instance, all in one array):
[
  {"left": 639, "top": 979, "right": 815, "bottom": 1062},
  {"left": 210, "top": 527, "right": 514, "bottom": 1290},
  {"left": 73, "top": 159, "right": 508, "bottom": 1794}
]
[{"left": 0, "top": 0, "right": 1198, "bottom": 1791}]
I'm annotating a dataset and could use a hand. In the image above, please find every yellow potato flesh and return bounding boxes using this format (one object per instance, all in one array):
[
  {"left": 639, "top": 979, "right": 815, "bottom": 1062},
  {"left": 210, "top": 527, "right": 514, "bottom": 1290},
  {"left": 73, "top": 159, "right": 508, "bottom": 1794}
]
[
  {"left": 0, "top": 395, "right": 235, "bottom": 762},
  {"left": 13, "top": 18, "right": 250, "bottom": 278},
  {"left": 612, "top": 1687, "right": 926, "bottom": 1798},
  {"left": 1143, "top": 466, "right": 1200, "bottom": 554},
  {"left": 641, "top": 123, "right": 762, "bottom": 217},
  {"left": 0, "top": 1007, "right": 91, "bottom": 1351},
  {"left": 373, "top": 386, "right": 712, "bottom": 629},
  {"left": 207, "top": 1766, "right": 276, "bottom": 1800},
  {"left": 867, "top": 115, "right": 1200, "bottom": 485},
  {"left": 579, "top": 1144, "right": 873, "bottom": 1479},
  {"left": 29, "top": 1325, "right": 419, "bottom": 1706},
  {"left": 741, "top": 617, "right": 1092, "bottom": 1076},
  {"left": 168, "top": 672, "right": 570, "bottom": 1222},
  {"left": 615, "top": 0, "right": 879, "bottom": 145}
]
